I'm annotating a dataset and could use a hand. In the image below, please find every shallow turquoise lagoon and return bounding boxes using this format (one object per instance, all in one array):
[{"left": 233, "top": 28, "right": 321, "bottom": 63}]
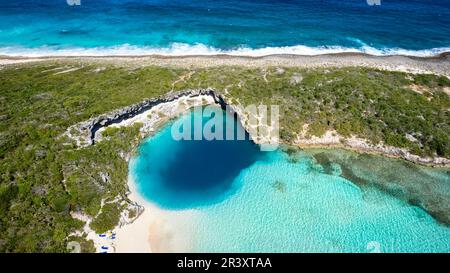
[{"left": 131, "top": 109, "right": 450, "bottom": 253}]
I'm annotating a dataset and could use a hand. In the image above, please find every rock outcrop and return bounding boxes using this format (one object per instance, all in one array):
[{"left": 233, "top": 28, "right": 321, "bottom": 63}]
[{"left": 64, "top": 88, "right": 227, "bottom": 147}]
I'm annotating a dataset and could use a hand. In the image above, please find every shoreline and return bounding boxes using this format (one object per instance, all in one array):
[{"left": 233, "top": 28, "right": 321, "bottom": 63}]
[
  {"left": 1, "top": 52, "right": 450, "bottom": 78},
  {"left": 291, "top": 143, "right": 450, "bottom": 168},
  {"left": 1, "top": 50, "right": 449, "bottom": 60},
  {"left": 291, "top": 129, "right": 450, "bottom": 168}
]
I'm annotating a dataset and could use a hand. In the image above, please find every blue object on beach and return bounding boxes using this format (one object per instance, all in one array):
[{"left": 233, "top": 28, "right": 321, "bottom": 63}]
[
  {"left": 101, "top": 246, "right": 108, "bottom": 250},
  {"left": 99, "top": 234, "right": 106, "bottom": 237}
]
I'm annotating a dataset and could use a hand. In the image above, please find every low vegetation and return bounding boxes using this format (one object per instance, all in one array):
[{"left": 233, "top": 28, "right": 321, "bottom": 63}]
[{"left": 0, "top": 61, "right": 449, "bottom": 252}]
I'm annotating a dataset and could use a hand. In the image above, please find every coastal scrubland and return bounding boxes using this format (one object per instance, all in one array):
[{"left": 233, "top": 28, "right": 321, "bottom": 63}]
[{"left": 0, "top": 61, "right": 449, "bottom": 252}]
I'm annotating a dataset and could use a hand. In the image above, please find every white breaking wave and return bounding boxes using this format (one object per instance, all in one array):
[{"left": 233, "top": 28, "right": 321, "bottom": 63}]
[{"left": 0, "top": 43, "right": 449, "bottom": 58}]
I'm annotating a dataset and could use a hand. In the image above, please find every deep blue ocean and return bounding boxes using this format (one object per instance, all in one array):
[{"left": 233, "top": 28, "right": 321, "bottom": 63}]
[{"left": 1, "top": 0, "right": 450, "bottom": 56}]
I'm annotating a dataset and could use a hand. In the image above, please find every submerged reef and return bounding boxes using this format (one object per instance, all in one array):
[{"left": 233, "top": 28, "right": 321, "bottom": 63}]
[{"left": 311, "top": 150, "right": 450, "bottom": 226}]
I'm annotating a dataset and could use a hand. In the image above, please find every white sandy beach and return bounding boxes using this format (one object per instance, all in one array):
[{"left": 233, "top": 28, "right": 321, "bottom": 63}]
[
  {"left": 70, "top": 174, "right": 199, "bottom": 253},
  {"left": 1, "top": 53, "right": 450, "bottom": 78},
  {"left": 113, "top": 176, "right": 199, "bottom": 253}
]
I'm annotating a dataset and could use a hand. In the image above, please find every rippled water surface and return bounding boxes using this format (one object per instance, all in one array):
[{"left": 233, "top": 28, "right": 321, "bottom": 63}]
[{"left": 1, "top": 0, "right": 450, "bottom": 56}]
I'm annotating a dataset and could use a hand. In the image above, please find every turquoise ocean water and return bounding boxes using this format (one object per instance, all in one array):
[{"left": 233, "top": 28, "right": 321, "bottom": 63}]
[
  {"left": 131, "top": 109, "right": 450, "bottom": 253},
  {"left": 1, "top": 0, "right": 450, "bottom": 56}
]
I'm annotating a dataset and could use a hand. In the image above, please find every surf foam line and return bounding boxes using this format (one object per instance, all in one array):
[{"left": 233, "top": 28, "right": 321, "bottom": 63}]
[{"left": 1, "top": 43, "right": 450, "bottom": 58}]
